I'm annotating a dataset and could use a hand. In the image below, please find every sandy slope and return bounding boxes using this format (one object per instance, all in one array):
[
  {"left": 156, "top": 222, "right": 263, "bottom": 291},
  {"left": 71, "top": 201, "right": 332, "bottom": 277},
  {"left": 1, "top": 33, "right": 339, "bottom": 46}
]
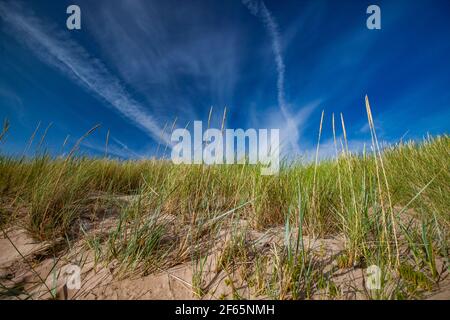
[{"left": 1, "top": 223, "right": 448, "bottom": 300}]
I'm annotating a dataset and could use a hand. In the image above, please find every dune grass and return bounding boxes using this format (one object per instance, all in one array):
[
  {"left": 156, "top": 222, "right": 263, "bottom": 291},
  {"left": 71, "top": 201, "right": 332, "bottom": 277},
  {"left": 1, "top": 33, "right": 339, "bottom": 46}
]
[{"left": 0, "top": 99, "right": 449, "bottom": 299}]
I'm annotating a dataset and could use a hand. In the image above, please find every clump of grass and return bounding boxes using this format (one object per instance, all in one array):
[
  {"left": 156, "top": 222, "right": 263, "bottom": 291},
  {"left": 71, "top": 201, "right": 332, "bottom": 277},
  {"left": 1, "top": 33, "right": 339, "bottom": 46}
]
[
  {"left": 398, "top": 262, "right": 434, "bottom": 292},
  {"left": 102, "top": 188, "right": 183, "bottom": 277}
]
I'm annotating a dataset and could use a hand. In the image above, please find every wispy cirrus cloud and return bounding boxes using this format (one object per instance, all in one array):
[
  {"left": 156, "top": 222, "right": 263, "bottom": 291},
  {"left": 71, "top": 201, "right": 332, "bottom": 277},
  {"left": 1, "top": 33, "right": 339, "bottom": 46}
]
[
  {"left": 2, "top": 0, "right": 448, "bottom": 160},
  {"left": 86, "top": 0, "right": 241, "bottom": 126},
  {"left": 0, "top": 1, "right": 170, "bottom": 146}
]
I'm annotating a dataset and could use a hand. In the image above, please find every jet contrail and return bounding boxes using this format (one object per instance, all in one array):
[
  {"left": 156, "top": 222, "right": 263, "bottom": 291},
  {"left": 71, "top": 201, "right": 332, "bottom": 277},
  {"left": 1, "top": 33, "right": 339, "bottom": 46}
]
[
  {"left": 242, "top": 0, "right": 301, "bottom": 154},
  {"left": 243, "top": 0, "right": 288, "bottom": 117}
]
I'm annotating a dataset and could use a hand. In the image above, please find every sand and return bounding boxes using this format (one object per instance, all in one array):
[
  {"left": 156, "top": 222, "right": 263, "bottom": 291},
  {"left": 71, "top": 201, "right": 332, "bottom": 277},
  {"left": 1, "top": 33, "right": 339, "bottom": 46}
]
[{"left": 1, "top": 221, "right": 448, "bottom": 300}]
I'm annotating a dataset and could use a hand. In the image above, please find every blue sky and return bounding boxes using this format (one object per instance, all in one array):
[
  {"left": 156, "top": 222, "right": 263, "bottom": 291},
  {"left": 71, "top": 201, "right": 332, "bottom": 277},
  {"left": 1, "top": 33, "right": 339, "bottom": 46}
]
[{"left": 0, "top": 0, "right": 449, "bottom": 159}]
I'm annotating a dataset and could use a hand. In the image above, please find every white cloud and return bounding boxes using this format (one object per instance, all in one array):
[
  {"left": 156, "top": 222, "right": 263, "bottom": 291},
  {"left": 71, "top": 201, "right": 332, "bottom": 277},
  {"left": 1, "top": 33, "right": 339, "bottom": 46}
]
[
  {"left": 243, "top": 0, "right": 314, "bottom": 155},
  {"left": 87, "top": 1, "right": 241, "bottom": 123},
  {"left": 0, "top": 2, "right": 170, "bottom": 146}
]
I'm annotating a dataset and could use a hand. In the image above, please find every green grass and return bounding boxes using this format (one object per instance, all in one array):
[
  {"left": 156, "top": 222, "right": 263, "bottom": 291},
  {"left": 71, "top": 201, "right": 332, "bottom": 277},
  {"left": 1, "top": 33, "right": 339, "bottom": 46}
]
[{"left": 0, "top": 99, "right": 449, "bottom": 300}]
